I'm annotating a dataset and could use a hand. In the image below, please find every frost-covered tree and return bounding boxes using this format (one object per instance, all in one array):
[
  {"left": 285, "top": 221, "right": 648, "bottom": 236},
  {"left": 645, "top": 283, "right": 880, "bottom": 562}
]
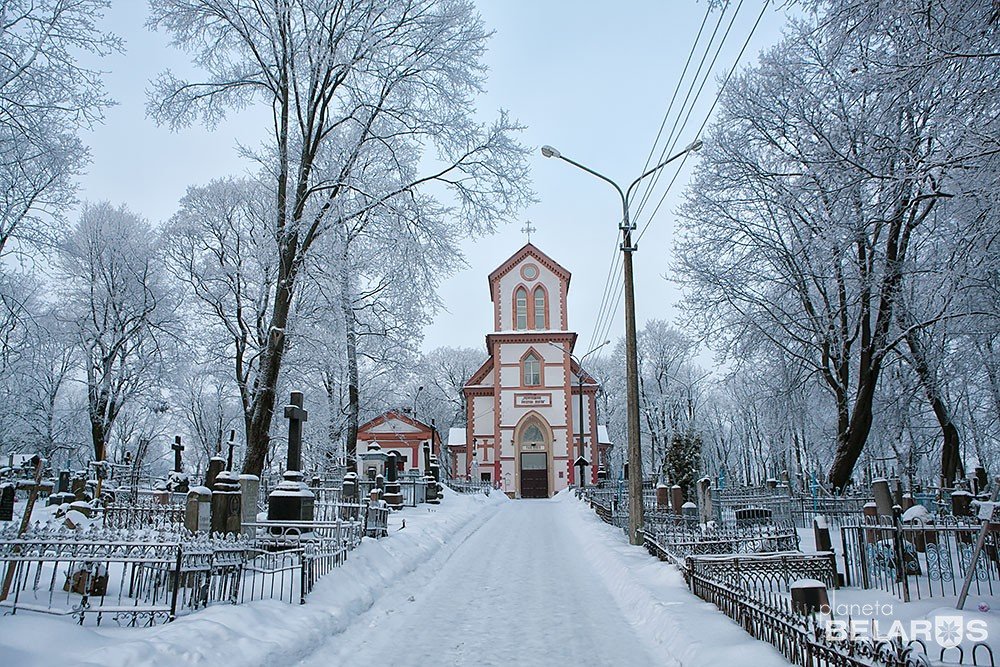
[
  {"left": 148, "top": 0, "right": 531, "bottom": 476},
  {"left": 676, "top": 2, "right": 999, "bottom": 490},
  {"left": 0, "top": 0, "right": 118, "bottom": 258},
  {"left": 59, "top": 202, "right": 175, "bottom": 462}
]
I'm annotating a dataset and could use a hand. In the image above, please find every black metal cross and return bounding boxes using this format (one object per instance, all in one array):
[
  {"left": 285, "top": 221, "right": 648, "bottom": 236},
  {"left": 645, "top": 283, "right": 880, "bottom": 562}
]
[
  {"left": 226, "top": 429, "right": 236, "bottom": 470},
  {"left": 172, "top": 436, "right": 184, "bottom": 473},
  {"left": 284, "top": 391, "right": 308, "bottom": 473}
]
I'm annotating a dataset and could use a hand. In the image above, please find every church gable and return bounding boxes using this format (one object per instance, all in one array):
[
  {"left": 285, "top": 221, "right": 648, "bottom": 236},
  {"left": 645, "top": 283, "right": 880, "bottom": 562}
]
[{"left": 488, "top": 243, "right": 570, "bottom": 332}]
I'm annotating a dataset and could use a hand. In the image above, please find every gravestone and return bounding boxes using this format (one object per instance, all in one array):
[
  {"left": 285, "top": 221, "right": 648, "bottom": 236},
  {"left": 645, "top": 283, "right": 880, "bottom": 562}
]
[
  {"left": 872, "top": 479, "right": 894, "bottom": 517},
  {"left": 790, "top": 579, "right": 829, "bottom": 615},
  {"left": 343, "top": 472, "right": 358, "bottom": 502},
  {"left": 670, "top": 485, "right": 683, "bottom": 516},
  {"left": 239, "top": 474, "right": 260, "bottom": 536},
  {"left": 205, "top": 456, "right": 225, "bottom": 490},
  {"left": 210, "top": 471, "right": 242, "bottom": 535},
  {"left": 57, "top": 470, "right": 70, "bottom": 494},
  {"left": 0, "top": 484, "right": 13, "bottom": 521},
  {"left": 681, "top": 501, "right": 697, "bottom": 523},
  {"left": 656, "top": 483, "right": 669, "bottom": 510},
  {"left": 185, "top": 486, "right": 212, "bottom": 533},
  {"left": 696, "top": 477, "right": 713, "bottom": 524},
  {"left": 383, "top": 452, "right": 403, "bottom": 510},
  {"left": 267, "top": 391, "right": 315, "bottom": 526},
  {"left": 952, "top": 489, "right": 973, "bottom": 517},
  {"left": 813, "top": 516, "right": 833, "bottom": 552},
  {"left": 375, "top": 474, "right": 385, "bottom": 493},
  {"left": 975, "top": 467, "right": 988, "bottom": 494},
  {"left": 71, "top": 474, "right": 89, "bottom": 502},
  {"left": 422, "top": 444, "right": 439, "bottom": 504}
]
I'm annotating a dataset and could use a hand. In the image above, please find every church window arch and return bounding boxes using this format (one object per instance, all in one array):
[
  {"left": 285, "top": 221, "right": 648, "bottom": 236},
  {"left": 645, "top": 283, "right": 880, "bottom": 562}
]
[
  {"left": 522, "top": 352, "right": 541, "bottom": 386},
  {"left": 532, "top": 286, "right": 546, "bottom": 330},
  {"left": 514, "top": 286, "right": 528, "bottom": 330}
]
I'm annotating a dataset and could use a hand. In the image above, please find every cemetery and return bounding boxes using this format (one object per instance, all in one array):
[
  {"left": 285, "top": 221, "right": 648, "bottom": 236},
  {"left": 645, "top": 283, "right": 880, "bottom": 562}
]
[
  {"left": 584, "top": 470, "right": 1000, "bottom": 667},
  {"left": 0, "top": 391, "right": 453, "bottom": 627}
]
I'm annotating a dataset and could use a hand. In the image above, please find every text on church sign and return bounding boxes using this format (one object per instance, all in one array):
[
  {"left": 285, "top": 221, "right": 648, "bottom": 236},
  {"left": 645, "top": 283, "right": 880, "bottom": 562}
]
[{"left": 515, "top": 393, "right": 552, "bottom": 407}]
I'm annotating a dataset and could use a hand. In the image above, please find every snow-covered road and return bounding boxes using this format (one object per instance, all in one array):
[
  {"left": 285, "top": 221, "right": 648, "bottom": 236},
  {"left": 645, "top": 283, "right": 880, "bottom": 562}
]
[{"left": 300, "top": 499, "right": 663, "bottom": 666}]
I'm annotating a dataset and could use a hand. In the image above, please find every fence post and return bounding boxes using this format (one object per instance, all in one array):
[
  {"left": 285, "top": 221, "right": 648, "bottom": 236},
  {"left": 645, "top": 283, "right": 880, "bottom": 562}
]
[
  {"left": 892, "top": 507, "right": 911, "bottom": 602},
  {"left": 169, "top": 545, "right": 183, "bottom": 622},
  {"left": 300, "top": 550, "right": 308, "bottom": 605}
]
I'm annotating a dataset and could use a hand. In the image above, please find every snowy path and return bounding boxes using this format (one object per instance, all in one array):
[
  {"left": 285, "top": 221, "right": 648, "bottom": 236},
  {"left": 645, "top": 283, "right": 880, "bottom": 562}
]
[
  {"left": 300, "top": 499, "right": 662, "bottom": 666},
  {"left": 0, "top": 491, "right": 790, "bottom": 667}
]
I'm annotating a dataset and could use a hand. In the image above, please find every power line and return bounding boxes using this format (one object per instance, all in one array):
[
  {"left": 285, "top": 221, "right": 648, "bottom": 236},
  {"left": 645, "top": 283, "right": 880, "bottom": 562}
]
[{"left": 635, "top": 0, "right": 771, "bottom": 244}]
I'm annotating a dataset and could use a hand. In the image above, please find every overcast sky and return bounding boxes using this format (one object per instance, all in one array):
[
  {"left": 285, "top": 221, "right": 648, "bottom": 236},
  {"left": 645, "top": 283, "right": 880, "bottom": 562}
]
[{"left": 76, "top": 1, "right": 790, "bottom": 362}]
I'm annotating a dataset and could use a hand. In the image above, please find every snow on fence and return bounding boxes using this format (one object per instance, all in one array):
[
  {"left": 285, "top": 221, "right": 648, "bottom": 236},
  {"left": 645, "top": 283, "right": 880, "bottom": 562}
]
[
  {"left": 0, "top": 518, "right": 364, "bottom": 627},
  {"left": 685, "top": 552, "right": 838, "bottom": 593},
  {"left": 446, "top": 479, "right": 494, "bottom": 496},
  {"left": 840, "top": 516, "right": 999, "bottom": 602},
  {"left": 643, "top": 522, "right": 800, "bottom": 565},
  {"left": 102, "top": 498, "right": 186, "bottom": 531}
]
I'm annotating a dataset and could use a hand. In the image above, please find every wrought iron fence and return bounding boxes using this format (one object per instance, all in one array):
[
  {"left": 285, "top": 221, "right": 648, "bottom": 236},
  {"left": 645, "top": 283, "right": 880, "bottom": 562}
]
[
  {"left": 102, "top": 499, "right": 185, "bottom": 531},
  {"left": 446, "top": 479, "right": 493, "bottom": 496},
  {"left": 644, "top": 522, "right": 800, "bottom": 564},
  {"left": 840, "top": 516, "right": 999, "bottom": 602},
  {"left": 686, "top": 552, "right": 838, "bottom": 592},
  {"left": 0, "top": 515, "right": 367, "bottom": 626}
]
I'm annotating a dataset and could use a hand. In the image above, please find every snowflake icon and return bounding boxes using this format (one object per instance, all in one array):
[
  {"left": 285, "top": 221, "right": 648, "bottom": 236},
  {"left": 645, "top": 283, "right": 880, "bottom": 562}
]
[{"left": 935, "top": 616, "right": 964, "bottom": 648}]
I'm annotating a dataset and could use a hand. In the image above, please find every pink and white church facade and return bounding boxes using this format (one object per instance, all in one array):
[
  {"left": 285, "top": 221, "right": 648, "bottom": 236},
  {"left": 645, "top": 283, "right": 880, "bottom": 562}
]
[{"left": 450, "top": 243, "right": 611, "bottom": 498}]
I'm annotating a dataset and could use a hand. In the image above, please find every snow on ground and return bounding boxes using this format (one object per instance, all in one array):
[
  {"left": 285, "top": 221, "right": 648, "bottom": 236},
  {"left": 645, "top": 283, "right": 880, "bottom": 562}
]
[
  {"left": 297, "top": 489, "right": 788, "bottom": 667},
  {"left": 0, "top": 488, "right": 505, "bottom": 667},
  {"left": 0, "top": 490, "right": 792, "bottom": 666}
]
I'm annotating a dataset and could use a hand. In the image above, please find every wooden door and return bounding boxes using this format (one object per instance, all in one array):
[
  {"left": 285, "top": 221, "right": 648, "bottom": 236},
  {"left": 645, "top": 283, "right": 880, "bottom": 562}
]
[{"left": 520, "top": 452, "right": 548, "bottom": 498}]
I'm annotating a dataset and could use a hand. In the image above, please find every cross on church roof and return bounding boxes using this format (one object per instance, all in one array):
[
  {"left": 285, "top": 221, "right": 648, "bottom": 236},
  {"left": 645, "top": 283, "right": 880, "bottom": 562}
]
[{"left": 521, "top": 221, "right": 536, "bottom": 242}]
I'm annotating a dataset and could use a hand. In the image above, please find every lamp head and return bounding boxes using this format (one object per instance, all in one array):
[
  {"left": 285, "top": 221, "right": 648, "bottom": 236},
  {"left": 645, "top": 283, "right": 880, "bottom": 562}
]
[
  {"left": 686, "top": 140, "right": 704, "bottom": 153},
  {"left": 541, "top": 145, "right": 561, "bottom": 159}
]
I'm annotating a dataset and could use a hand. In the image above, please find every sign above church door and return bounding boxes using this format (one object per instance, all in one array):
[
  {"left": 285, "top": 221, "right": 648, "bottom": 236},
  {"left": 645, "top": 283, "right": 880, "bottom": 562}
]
[{"left": 515, "top": 393, "right": 552, "bottom": 407}]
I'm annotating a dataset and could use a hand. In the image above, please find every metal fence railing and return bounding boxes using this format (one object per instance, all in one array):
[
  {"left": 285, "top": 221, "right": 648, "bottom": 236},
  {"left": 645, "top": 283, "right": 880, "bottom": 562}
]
[
  {"left": 0, "top": 508, "right": 377, "bottom": 626},
  {"left": 840, "top": 516, "right": 999, "bottom": 602}
]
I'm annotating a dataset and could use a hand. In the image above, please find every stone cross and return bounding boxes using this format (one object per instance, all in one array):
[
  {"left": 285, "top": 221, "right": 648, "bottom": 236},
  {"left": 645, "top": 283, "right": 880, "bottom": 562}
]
[
  {"left": 284, "top": 391, "right": 308, "bottom": 473},
  {"left": 226, "top": 429, "right": 237, "bottom": 470},
  {"left": 172, "top": 436, "right": 184, "bottom": 473}
]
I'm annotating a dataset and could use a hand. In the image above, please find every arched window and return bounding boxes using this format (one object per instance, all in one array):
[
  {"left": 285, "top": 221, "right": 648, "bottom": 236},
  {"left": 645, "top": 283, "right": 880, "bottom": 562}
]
[
  {"left": 521, "top": 423, "right": 544, "bottom": 444},
  {"left": 532, "top": 286, "right": 546, "bottom": 330},
  {"left": 523, "top": 353, "right": 541, "bottom": 386},
  {"left": 515, "top": 287, "right": 528, "bottom": 330}
]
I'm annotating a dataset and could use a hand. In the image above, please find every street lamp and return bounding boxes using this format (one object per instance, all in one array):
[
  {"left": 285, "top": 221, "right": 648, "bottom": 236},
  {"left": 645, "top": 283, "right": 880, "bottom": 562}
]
[
  {"left": 546, "top": 339, "right": 611, "bottom": 489},
  {"left": 541, "top": 139, "right": 702, "bottom": 545}
]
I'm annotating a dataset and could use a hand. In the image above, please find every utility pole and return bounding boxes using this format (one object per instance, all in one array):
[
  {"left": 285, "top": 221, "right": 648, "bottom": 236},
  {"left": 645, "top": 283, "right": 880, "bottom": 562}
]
[{"left": 541, "top": 140, "right": 702, "bottom": 546}]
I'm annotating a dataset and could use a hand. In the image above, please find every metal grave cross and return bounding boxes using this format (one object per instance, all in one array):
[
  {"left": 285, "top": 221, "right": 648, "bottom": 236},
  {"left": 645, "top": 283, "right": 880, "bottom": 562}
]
[
  {"left": 172, "top": 436, "right": 184, "bottom": 472},
  {"left": 226, "top": 429, "right": 237, "bottom": 470},
  {"left": 521, "top": 221, "right": 536, "bottom": 242},
  {"left": 284, "top": 391, "right": 309, "bottom": 473}
]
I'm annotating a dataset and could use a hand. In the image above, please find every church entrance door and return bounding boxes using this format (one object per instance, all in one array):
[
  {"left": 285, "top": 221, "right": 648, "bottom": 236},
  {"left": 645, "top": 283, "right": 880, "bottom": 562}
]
[{"left": 519, "top": 452, "right": 548, "bottom": 498}]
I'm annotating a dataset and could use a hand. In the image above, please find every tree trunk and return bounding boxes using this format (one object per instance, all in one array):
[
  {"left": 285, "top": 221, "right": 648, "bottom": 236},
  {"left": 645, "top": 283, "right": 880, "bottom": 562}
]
[
  {"left": 901, "top": 328, "right": 964, "bottom": 485},
  {"left": 241, "top": 271, "right": 293, "bottom": 476}
]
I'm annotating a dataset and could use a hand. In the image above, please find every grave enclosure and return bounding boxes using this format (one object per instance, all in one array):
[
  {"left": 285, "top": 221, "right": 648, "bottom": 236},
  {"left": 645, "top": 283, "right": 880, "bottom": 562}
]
[
  {"left": 0, "top": 390, "right": 458, "bottom": 627},
  {"left": 584, "top": 471, "right": 1000, "bottom": 667}
]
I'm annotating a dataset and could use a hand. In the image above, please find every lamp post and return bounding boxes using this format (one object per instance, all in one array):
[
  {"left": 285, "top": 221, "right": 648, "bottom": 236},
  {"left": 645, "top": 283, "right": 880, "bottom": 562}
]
[
  {"left": 546, "top": 339, "right": 610, "bottom": 489},
  {"left": 541, "top": 139, "right": 702, "bottom": 545}
]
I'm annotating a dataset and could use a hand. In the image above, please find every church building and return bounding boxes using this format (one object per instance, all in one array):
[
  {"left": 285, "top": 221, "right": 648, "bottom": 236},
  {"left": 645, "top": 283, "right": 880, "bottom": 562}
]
[{"left": 451, "top": 242, "right": 611, "bottom": 498}]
